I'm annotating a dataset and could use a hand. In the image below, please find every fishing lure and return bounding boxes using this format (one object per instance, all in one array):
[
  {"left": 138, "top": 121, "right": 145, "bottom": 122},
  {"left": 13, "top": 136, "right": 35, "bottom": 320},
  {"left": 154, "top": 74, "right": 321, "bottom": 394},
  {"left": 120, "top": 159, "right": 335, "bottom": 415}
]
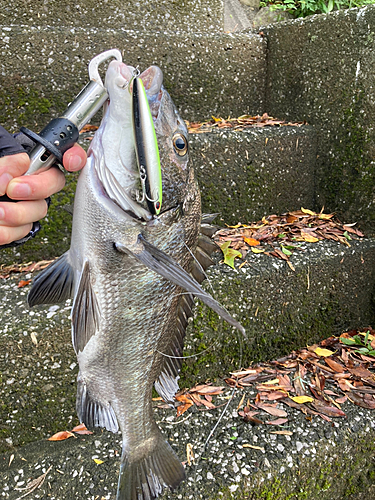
[{"left": 132, "top": 75, "right": 163, "bottom": 216}]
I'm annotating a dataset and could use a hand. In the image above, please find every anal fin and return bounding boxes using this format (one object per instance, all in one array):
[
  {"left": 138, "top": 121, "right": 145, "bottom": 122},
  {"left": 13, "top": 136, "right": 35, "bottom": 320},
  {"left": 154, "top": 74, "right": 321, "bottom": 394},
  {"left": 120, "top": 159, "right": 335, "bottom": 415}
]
[{"left": 76, "top": 375, "right": 118, "bottom": 433}]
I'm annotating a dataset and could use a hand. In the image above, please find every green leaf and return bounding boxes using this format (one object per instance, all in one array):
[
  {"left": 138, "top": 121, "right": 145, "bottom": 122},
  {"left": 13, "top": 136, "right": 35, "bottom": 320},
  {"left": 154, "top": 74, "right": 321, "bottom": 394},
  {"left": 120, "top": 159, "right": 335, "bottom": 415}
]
[
  {"left": 220, "top": 242, "right": 242, "bottom": 269},
  {"left": 343, "top": 231, "right": 352, "bottom": 241},
  {"left": 364, "top": 330, "right": 370, "bottom": 345},
  {"left": 327, "top": 0, "right": 334, "bottom": 11},
  {"left": 355, "top": 348, "right": 370, "bottom": 354},
  {"left": 353, "top": 335, "right": 364, "bottom": 345},
  {"left": 367, "top": 350, "right": 375, "bottom": 357},
  {"left": 281, "top": 245, "right": 292, "bottom": 256},
  {"left": 340, "top": 337, "right": 356, "bottom": 345},
  {"left": 278, "top": 233, "right": 286, "bottom": 238}
]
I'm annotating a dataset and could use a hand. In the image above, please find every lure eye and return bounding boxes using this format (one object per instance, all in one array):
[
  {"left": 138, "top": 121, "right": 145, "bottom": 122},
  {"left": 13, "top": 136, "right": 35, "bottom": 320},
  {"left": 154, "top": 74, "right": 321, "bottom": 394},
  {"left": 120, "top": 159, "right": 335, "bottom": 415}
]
[{"left": 173, "top": 134, "right": 188, "bottom": 156}]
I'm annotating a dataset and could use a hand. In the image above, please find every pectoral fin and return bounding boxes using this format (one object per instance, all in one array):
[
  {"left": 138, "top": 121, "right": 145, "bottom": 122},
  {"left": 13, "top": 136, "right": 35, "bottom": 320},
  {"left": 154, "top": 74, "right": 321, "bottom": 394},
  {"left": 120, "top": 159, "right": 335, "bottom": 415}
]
[
  {"left": 72, "top": 261, "right": 101, "bottom": 354},
  {"left": 28, "top": 252, "right": 75, "bottom": 307},
  {"left": 115, "top": 235, "right": 246, "bottom": 338}
]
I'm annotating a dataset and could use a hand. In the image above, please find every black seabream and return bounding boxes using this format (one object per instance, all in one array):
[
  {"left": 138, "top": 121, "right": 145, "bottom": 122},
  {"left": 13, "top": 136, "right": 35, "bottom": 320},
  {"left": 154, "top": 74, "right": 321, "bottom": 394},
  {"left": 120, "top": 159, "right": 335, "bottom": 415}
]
[{"left": 28, "top": 59, "right": 245, "bottom": 500}]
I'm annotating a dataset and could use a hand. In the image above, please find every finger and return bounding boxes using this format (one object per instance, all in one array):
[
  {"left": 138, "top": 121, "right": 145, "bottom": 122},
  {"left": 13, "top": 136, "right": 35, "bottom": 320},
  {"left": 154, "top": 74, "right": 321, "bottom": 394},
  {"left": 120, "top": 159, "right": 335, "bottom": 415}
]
[
  {"left": 62, "top": 144, "right": 87, "bottom": 172},
  {"left": 6, "top": 166, "right": 66, "bottom": 200},
  {"left": 0, "top": 223, "right": 33, "bottom": 246},
  {"left": 0, "top": 153, "right": 30, "bottom": 196},
  {"left": 0, "top": 199, "right": 48, "bottom": 227}
]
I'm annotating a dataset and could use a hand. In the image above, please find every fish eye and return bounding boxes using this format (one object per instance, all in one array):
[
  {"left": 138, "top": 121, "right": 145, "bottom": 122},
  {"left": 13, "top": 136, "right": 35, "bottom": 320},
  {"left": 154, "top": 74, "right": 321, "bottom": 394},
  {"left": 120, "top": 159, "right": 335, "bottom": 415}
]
[{"left": 173, "top": 134, "right": 188, "bottom": 156}]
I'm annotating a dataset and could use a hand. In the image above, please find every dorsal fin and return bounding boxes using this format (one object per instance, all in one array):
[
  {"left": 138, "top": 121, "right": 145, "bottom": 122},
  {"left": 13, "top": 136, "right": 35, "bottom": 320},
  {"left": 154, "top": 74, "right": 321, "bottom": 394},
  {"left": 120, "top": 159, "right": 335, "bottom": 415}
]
[{"left": 154, "top": 222, "right": 223, "bottom": 403}]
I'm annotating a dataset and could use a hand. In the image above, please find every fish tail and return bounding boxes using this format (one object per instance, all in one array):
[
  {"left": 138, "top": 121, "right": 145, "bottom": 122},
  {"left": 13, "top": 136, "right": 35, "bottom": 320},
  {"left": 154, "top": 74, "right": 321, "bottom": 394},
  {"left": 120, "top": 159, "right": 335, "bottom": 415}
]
[{"left": 116, "top": 434, "right": 185, "bottom": 500}]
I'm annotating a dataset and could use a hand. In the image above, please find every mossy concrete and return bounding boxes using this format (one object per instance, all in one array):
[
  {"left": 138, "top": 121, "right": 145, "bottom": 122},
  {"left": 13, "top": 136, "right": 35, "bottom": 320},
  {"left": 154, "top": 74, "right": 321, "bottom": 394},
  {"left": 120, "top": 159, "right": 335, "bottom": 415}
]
[
  {"left": 191, "top": 125, "right": 317, "bottom": 225},
  {"left": 263, "top": 5, "right": 375, "bottom": 234},
  {"left": 182, "top": 238, "right": 375, "bottom": 387},
  {"left": 0, "top": 27, "right": 266, "bottom": 130},
  {"left": 1, "top": 0, "right": 224, "bottom": 33}
]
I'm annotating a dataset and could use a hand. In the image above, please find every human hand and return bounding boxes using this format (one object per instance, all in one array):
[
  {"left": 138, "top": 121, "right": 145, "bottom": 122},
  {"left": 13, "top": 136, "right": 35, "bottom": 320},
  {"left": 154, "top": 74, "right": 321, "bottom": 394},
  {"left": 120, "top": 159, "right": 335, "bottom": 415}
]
[{"left": 0, "top": 145, "right": 86, "bottom": 246}]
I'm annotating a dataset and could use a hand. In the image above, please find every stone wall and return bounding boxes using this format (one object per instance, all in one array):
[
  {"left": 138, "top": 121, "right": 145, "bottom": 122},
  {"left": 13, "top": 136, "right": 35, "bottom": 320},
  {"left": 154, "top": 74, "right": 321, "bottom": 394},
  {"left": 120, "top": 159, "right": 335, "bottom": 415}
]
[{"left": 264, "top": 6, "right": 375, "bottom": 233}]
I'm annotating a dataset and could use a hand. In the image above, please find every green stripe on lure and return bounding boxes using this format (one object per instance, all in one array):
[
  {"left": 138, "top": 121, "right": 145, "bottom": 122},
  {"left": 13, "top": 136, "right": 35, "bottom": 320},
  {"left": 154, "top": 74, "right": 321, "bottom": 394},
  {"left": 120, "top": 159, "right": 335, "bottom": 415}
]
[{"left": 132, "top": 76, "right": 162, "bottom": 215}]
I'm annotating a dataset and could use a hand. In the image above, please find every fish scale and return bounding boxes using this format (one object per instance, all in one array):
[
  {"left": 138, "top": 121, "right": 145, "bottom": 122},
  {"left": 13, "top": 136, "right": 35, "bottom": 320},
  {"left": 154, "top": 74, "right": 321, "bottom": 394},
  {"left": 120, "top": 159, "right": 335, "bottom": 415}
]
[{"left": 28, "top": 59, "right": 245, "bottom": 500}]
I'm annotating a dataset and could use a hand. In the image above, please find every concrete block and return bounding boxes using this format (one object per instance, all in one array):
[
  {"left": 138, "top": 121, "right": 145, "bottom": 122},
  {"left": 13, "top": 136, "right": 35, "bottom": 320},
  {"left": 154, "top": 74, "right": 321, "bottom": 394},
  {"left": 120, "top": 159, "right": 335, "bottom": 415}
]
[
  {"left": 191, "top": 125, "right": 317, "bottom": 225},
  {"left": 184, "top": 237, "right": 375, "bottom": 385},
  {"left": 0, "top": 27, "right": 266, "bottom": 128},
  {"left": 0, "top": 0, "right": 224, "bottom": 33},
  {"left": 263, "top": 6, "right": 375, "bottom": 233}
]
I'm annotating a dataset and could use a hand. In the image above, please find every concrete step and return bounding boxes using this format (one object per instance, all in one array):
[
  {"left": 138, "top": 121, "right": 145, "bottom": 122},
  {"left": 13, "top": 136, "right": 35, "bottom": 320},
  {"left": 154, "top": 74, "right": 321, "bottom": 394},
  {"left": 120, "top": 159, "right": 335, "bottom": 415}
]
[
  {"left": 183, "top": 237, "right": 375, "bottom": 386},
  {"left": 192, "top": 125, "right": 317, "bottom": 225},
  {"left": 0, "top": 124, "right": 317, "bottom": 265},
  {"left": 0, "top": 238, "right": 374, "bottom": 498},
  {"left": 1, "top": 0, "right": 224, "bottom": 33},
  {"left": 0, "top": 27, "right": 266, "bottom": 130},
  {"left": 0, "top": 389, "right": 374, "bottom": 500},
  {"left": 1, "top": 238, "right": 373, "bottom": 452}
]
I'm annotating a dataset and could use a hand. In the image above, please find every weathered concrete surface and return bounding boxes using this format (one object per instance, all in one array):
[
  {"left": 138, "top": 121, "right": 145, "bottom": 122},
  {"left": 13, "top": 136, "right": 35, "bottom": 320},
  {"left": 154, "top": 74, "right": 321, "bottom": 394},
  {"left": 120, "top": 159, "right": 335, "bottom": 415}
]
[
  {"left": 264, "top": 5, "right": 375, "bottom": 234},
  {"left": 0, "top": 27, "right": 266, "bottom": 130},
  {"left": 1, "top": 0, "right": 224, "bottom": 33},
  {"left": 1, "top": 238, "right": 374, "bottom": 453},
  {"left": 0, "top": 394, "right": 374, "bottom": 500},
  {"left": 192, "top": 126, "right": 317, "bottom": 225},
  {"left": 183, "top": 237, "right": 375, "bottom": 386},
  {"left": 224, "top": 0, "right": 251, "bottom": 32}
]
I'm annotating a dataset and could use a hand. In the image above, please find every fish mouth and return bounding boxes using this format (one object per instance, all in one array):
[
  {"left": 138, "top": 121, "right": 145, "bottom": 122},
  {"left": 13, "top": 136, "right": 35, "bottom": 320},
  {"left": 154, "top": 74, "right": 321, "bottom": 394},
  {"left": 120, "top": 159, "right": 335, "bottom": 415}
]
[{"left": 138, "top": 66, "right": 164, "bottom": 120}]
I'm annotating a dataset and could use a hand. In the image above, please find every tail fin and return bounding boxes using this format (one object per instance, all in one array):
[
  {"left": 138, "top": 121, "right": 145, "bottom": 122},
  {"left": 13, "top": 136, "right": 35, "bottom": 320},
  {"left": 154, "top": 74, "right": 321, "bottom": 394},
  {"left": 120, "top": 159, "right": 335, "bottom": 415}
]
[{"left": 117, "top": 434, "right": 185, "bottom": 500}]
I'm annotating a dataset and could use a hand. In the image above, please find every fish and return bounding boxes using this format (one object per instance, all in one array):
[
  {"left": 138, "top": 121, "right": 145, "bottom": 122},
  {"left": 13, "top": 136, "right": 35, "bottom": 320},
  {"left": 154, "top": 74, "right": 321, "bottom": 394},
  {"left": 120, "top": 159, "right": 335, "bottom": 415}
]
[{"left": 28, "top": 59, "right": 245, "bottom": 499}]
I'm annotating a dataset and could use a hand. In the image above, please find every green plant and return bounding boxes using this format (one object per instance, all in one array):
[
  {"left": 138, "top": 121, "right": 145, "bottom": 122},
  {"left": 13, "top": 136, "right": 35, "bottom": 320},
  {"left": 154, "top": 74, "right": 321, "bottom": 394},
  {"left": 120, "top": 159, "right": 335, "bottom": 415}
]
[
  {"left": 265, "top": 0, "right": 375, "bottom": 18},
  {"left": 340, "top": 330, "right": 375, "bottom": 356}
]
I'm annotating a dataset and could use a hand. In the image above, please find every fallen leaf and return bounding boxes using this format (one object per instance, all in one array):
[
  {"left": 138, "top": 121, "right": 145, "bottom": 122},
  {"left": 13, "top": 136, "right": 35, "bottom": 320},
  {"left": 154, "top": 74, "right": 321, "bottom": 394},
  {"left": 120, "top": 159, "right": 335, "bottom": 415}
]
[
  {"left": 311, "top": 400, "right": 346, "bottom": 417},
  {"left": 251, "top": 247, "right": 266, "bottom": 254},
  {"left": 290, "top": 395, "right": 314, "bottom": 404},
  {"left": 243, "top": 237, "right": 260, "bottom": 246},
  {"left": 347, "top": 391, "right": 375, "bottom": 409},
  {"left": 30, "top": 332, "right": 38, "bottom": 346},
  {"left": 335, "top": 396, "right": 348, "bottom": 404},
  {"left": 71, "top": 423, "right": 93, "bottom": 435},
  {"left": 220, "top": 241, "right": 242, "bottom": 268},
  {"left": 257, "top": 404, "right": 287, "bottom": 417},
  {"left": 300, "top": 230, "right": 319, "bottom": 243},
  {"left": 242, "top": 444, "right": 265, "bottom": 452},
  {"left": 270, "top": 430, "right": 293, "bottom": 436},
  {"left": 48, "top": 431, "right": 74, "bottom": 441},
  {"left": 186, "top": 443, "right": 194, "bottom": 466},
  {"left": 301, "top": 208, "right": 316, "bottom": 216},
  {"left": 192, "top": 385, "right": 224, "bottom": 395},
  {"left": 314, "top": 347, "right": 335, "bottom": 357},
  {"left": 266, "top": 418, "right": 288, "bottom": 425},
  {"left": 93, "top": 459, "right": 104, "bottom": 465},
  {"left": 349, "top": 366, "right": 372, "bottom": 378},
  {"left": 18, "top": 280, "right": 31, "bottom": 288},
  {"left": 325, "top": 358, "right": 345, "bottom": 373}
]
